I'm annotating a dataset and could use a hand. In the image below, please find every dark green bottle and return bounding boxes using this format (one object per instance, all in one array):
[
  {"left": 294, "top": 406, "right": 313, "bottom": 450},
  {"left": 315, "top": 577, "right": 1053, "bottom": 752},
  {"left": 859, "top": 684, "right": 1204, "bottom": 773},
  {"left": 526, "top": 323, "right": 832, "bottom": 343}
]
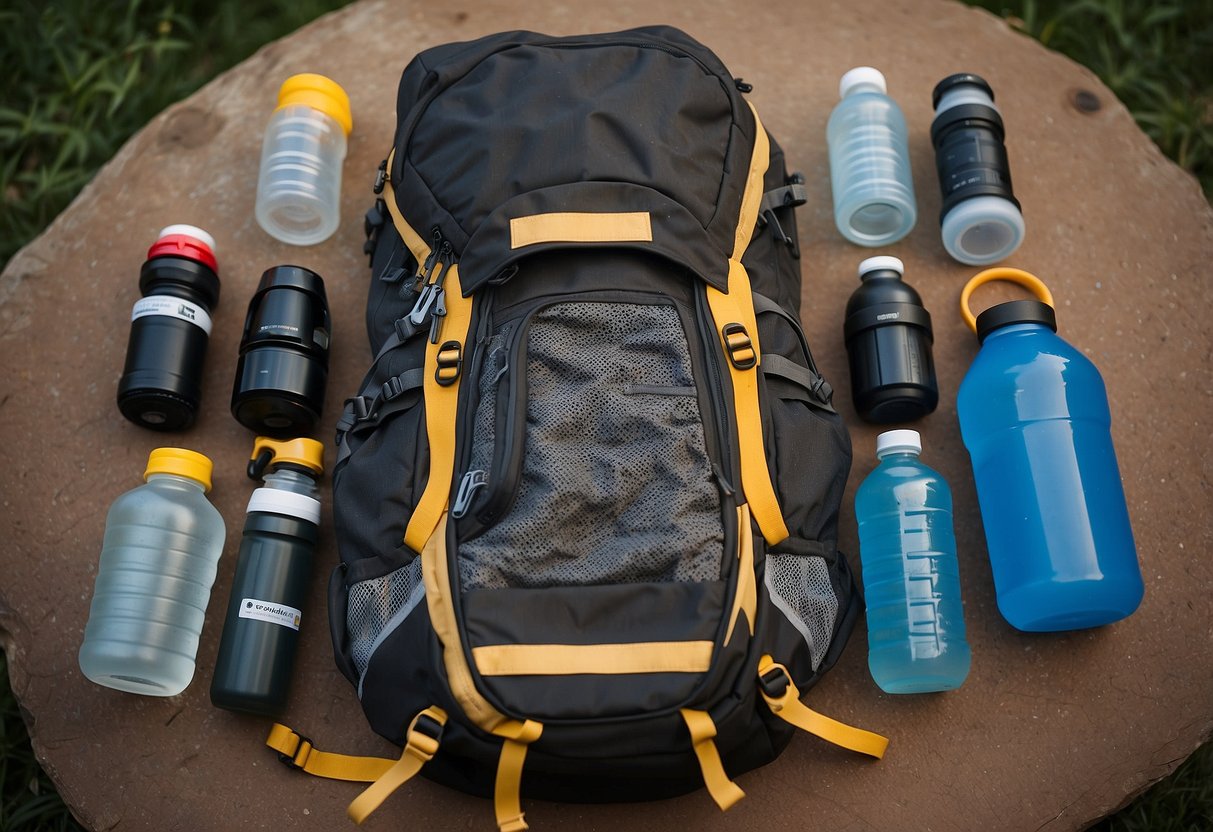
[{"left": 210, "top": 437, "right": 324, "bottom": 715}]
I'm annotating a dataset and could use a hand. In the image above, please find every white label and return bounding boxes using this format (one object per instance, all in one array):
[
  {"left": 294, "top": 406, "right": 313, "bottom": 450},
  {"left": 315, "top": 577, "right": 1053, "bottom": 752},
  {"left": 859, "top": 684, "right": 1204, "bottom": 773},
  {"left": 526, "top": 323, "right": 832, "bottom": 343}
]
[
  {"left": 238, "top": 598, "right": 302, "bottom": 631},
  {"left": 131, "top": 296, "right": 213, "bottom": 335}
]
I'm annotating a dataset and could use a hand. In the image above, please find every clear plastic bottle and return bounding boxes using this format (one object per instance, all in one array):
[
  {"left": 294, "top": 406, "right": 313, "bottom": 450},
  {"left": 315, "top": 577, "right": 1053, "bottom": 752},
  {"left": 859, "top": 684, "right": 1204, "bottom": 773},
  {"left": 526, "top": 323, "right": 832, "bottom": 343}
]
[
  {"left": 255, "top": 73, "right": 353, "bottom": 246},
  {"left": 855, "top": 430, "right": 970, "bottom": 693},
  {"left": 827, "top": 67, "right": 917, "bottom": 247},
  {"left": 79, "top": 448, "right": 226, "bottom": 696}
]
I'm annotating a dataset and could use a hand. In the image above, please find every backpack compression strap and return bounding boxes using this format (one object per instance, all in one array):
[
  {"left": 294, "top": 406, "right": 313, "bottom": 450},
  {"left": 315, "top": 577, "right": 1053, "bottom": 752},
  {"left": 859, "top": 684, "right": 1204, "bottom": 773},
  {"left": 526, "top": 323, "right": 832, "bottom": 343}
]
[
  {"left": 704, "top": 101, "right": 790, "bottom": 548},
  {"left": 266, "top": 706, "right": 448, "bottom": 823},
  {"left": 757, "top": 656, "right": 889, "bottom": 759}
]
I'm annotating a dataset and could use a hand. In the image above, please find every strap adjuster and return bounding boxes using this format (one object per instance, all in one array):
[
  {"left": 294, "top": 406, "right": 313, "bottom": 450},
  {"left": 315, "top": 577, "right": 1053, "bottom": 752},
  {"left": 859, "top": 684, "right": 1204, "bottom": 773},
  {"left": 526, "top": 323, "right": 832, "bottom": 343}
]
[
  {"left": 759, "top": 664, "right": 790, "bottom": 700},
  {"left": 721, "top": 323, "right": 757, "bottom": 370},
  {"left": 435, "top": 341, "right": 462, "bottom": 386},
  {"left": 278, "top": 733, "right": 314, "bottom": 770}
]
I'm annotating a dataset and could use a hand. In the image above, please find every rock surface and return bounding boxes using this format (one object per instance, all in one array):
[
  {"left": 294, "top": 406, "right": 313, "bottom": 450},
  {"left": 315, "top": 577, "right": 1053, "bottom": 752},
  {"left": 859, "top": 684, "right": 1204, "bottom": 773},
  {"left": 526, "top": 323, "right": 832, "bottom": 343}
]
[{"left": 1, "top": 0, "right": 1210, "bottom": 830}]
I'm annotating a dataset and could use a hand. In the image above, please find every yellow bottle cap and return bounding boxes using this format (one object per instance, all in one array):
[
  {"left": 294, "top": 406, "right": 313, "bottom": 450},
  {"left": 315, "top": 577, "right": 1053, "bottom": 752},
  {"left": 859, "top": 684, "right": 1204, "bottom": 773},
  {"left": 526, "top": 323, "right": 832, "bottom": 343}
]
[
  {"left": 144, "top": 448, "right": 214, "bottom": 492},
  {"left": 251, "top": 436, "right": 325, "bottom": 477},
  {"left": 276, "top": 73, "right": 353, "bottom": 136}
]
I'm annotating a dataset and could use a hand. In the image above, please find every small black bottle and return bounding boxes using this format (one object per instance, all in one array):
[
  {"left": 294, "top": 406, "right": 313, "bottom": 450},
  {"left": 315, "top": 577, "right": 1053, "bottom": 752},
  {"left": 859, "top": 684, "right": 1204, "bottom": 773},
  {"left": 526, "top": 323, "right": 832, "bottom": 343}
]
[
  {"left": 843, "top": 256, "right": 939, "bottom": 423},
  {"left": 211, "top": 437, "right": 324, "bottom": 716}
]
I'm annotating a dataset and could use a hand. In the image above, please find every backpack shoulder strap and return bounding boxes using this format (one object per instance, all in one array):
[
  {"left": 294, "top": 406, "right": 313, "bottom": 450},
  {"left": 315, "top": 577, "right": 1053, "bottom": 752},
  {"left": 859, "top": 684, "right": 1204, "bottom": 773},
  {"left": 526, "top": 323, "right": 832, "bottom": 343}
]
[{"left": 703, "top": 101, "right": 789, "bottom": 547}]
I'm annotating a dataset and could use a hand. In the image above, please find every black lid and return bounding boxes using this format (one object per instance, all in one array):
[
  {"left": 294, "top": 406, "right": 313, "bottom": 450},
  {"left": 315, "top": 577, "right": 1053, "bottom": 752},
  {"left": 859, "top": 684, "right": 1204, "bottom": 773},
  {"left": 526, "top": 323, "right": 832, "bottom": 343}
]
[
  {"left": 139, "top": 256, "right": 221, "bottom": 310},
  {"left": 932, "top": 72, "right": 995, "bottom": 109},
  {"left": 975, "top": 299, "right": 1057, "bottom": 343},
  {"left": 256, "top": 264, "right": 328, "bottom": 300}
]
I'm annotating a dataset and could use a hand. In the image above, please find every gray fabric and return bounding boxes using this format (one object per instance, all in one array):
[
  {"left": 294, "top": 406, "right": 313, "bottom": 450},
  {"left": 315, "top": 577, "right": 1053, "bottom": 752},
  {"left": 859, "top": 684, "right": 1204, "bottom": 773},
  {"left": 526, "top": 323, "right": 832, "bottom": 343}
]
[
  {"left": 347, "top": 558, "right": 424, "bottom": 681},
  {"left": 465, "top": 331, "right": 510, "bottom": 481},
  {"left": 459, "top": 301, "right": 723, "bottom": 590},
  {"left": 765, "top": 553, "right": 837, "bottom": 670}
]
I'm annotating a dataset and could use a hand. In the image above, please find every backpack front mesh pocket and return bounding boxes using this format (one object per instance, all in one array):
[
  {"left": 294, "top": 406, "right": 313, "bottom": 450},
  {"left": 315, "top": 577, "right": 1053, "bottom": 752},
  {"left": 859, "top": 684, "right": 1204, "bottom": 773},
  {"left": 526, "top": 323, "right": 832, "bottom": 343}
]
[
  {"left": 346, "top": 557, "right": 425, "bottom": 681},
  {"left": 459, "top": 299, "right": 724, "bottom": 590},
  {"left": 765, "top": 550, "right": 839, "bottom": 671}
]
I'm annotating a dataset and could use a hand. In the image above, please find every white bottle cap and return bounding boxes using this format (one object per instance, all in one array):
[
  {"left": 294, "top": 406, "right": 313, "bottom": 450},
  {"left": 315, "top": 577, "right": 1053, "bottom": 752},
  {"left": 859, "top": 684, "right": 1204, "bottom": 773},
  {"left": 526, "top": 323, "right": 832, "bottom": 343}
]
[
  {"left": 858, "top": 256, "right": 904, "bottom": 278},
  {"left": 840, "top": 67, "right": 888, "bottom": 99},
  {"left": 876, "top": 429, "right": 921, "bottom": 457},
  {"left": 158, "top": 224, "right": 217, "bottom": 254}
]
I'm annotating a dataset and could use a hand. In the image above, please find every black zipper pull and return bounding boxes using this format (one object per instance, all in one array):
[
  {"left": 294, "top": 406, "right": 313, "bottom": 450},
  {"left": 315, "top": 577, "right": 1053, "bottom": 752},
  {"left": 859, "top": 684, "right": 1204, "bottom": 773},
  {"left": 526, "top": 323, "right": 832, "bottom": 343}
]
[
  {"left": 451, "top": 470, "right": 488, "bottom": 519},
  {"left": 372, "top": 159, "right": 388, "bottom": 194}
]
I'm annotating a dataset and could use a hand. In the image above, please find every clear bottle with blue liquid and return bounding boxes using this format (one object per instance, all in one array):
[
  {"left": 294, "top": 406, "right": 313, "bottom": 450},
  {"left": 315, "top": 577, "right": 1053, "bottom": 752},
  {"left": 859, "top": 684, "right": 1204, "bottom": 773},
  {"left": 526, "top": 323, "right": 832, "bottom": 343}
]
[
  {"left": 957, "top": 274, "right": 1143, "bottom": 631},
  {"left": 856, "top": 429, "right": 971, "bottom": 694}
]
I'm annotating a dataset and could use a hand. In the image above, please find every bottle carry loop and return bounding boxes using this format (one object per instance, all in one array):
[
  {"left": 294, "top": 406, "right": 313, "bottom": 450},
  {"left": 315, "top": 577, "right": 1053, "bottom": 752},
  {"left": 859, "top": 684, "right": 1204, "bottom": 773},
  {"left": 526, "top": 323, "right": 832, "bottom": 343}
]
[
  {"left": 959, "top": 267, "right": 1054, "bottom": 333},
  {"left": 492, "top": 720, "right": 544, "bottom": 832},
  {"left": 757, "top": 656, "right": 889, "bottom": 759}
]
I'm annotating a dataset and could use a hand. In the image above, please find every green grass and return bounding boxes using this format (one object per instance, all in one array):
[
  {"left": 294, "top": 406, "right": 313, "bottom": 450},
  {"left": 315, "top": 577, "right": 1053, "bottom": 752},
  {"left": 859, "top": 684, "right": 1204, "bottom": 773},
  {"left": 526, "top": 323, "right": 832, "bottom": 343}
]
[{"left": 0, "top": 1, "right": 1210, "bottom": 830}]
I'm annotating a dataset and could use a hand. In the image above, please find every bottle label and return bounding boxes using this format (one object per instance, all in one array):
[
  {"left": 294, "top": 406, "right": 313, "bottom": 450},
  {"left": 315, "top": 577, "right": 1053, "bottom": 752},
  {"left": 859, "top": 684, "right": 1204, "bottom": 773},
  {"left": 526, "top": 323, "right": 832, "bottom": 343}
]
[
  {"left": 238, "top": 598, "right": 302, "bottom": 631},
  {"left": 131, "top": 296, "right": 213, "bottom": 335}
]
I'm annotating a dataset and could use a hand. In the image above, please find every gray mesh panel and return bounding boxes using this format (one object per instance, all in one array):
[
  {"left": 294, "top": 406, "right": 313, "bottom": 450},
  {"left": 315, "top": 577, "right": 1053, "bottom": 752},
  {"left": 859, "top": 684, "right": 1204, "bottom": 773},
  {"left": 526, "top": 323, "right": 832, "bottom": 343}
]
[
  {"left": 765, "top": 554, "right": 837, "bottom": 670},
  {"left": 347, "top": 559, "right": 424, "bottom": 679},
  {"left": 459, "top": 301, "right": 723, "bottom": 589},
  {"left": 466, "top": 331, "right": 509, "bottom": 478}
]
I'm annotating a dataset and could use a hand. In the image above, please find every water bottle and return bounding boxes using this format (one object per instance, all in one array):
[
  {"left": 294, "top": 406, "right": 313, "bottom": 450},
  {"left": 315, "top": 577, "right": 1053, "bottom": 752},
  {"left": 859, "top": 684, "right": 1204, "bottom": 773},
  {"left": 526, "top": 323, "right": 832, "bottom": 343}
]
[
  {"left": 210, "top": 437, "right": 324, "bottom": 715},
  {"left": 255, "top": 73, "right": 353, "bottom": 246},
  {"left": 117, "top": 225, "right": 220, "bottom": 431},
  {"left": 827, "top": 67, "right": 917, "bottom": 247},
  {"left": 855, "top": 430, "right": 970, "bottom": 694},
  {"left": 79, "top": 448, "right": 226, "bottom": 696},
  {"left": 843, "top": 256, "right": 939, "bottom": 423},
  {"left": 930, "top": 73, "right": 1025, "bottom": 265},
  {"left": 957, "top": 268, "right": 1143, "bottom": 632}
]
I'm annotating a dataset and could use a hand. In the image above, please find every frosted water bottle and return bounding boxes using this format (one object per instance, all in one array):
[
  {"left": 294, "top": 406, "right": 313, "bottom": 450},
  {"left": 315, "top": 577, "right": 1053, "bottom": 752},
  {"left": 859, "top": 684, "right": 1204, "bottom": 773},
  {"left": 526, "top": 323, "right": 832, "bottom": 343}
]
[
  {"left": 79, "top": 448, "right": 226, "bottom": 696},
  {"left": 856, "top": 430, "right": 970, "bottom": 693},
  {"left": 255, "top": 73, "right": 353, "bottom": 246},
  {"left": 211, "top": 437, "right": 323, "bottom": 716},
  {"left": 957, "top": 269, "right": 1143, "bottom": 631},
  {"left": 827, "top": 67, "right": 917, "bottom": 247}
]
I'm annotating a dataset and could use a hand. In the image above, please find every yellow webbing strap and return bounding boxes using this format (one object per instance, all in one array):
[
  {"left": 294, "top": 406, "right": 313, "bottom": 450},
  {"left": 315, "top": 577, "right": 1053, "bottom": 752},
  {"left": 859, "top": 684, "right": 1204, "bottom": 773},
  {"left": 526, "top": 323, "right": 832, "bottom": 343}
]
[
  {"left": 492, "top": 720, "right": 544, "bottom": 832},
  {"left": 723, "top": 503, "right": 756, "bottom": 645},
  {"left": 267, "top": 722, "right": 396, "bottom": 782},
  {"left": 347, "top": 707, "right": 448, "bottom": 823},
  {"left": 705, "top": 102, "right": 790, "bottom": 548},
  {"left": 679, "top": 709, "right": 745, "bottom": 811},
  {"left": 757, "top": 656, "right": 888, "bottom": 759}
]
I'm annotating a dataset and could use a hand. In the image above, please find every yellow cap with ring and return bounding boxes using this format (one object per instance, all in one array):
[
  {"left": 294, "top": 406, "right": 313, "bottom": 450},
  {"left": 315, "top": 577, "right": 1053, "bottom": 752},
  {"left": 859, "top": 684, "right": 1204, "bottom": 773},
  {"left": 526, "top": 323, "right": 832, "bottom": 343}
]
[
  {"left": 144, "top": 448, "right": 214, "bottom": 492},
  {"left": 959, "top": 267, "right": 1055, "bottom": 334},
  {"left": 251, "top": 436, "right": 325, "bottom": 477},
  {"left": 276, "top": 73, "right": 353, "bottom": 136}
]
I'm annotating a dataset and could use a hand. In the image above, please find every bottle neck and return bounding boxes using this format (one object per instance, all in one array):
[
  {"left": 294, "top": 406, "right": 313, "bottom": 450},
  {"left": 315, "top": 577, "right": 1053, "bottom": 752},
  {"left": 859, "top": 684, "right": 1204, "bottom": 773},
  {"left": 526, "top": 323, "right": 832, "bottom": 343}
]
[
  {"left": 844, "top": 82, "right": 884, "bottom": 98},
  {"left": 146, "top": 473, "right": 207, "bottom": 491},
  {"left": 876, "top": 450, "right": 920, "bottom": 463},
  {"left": 982, "top": 322, "right": 1053, "bottom": 342},
  {"left": 261, "top": 468, "right": 319, "bottom": 497}
]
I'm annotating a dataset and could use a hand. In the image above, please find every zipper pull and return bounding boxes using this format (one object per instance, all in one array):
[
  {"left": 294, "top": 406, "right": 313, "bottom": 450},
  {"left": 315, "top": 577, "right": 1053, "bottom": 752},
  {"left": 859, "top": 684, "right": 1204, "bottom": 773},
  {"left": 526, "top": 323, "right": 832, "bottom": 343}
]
[
  {"left": 451, "top": 470, "right": 488, "bottom": 519},
  {"left": 373, "top": 159, "right": 388, "bottom": 194},
  {"left": 428, "top": 288, "right": 447, "bottom": 344}
]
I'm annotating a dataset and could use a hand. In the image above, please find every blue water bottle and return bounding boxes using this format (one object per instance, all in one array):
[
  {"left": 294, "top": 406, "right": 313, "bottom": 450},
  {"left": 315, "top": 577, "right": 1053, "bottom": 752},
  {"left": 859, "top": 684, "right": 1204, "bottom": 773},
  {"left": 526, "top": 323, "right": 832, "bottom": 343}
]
[
  {"left": 957, "top": 269, "right": 1144, "bottom": 632},
  {"left": 856, "top": 429, "right": 971, "bottom": 694}
]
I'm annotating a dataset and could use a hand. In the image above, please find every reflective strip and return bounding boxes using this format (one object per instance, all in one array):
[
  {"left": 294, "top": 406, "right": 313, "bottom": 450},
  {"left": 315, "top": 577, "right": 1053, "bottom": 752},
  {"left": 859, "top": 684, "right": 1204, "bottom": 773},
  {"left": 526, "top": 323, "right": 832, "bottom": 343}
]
[
  {"left": 680, "top": 709, "right": 745, "bottom": 811},
  {"left": 472, "top": 641, "right": 714, "bottom": 676},
  {"left": 420, "top": 514, "right": 508, "bottom": 732},
  {"left": 509, "top": 211, "right": 653, "bottom": 249},
  {"left": 705, "top": 101, "right": 789, "bottom": 548},
  {"left": 724, "top": 503, "right": 756, "bottom": 644},
  {"left": 246, "top": 488, "right": 321, "bottom": 525},
  {"left": 347, "top": 707, "right": 448, "bottom": 824},
  {"left": 493, "top": 720, "right": 543, "bottom": 832},
  {"left": 757, "top": 656, "right": 888, "bottom": 759}
]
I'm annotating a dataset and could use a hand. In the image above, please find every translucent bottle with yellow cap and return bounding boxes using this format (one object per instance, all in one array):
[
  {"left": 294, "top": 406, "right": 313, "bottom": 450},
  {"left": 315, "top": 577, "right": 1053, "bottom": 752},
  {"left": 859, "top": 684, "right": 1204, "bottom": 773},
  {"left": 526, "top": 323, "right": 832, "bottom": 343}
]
[
  {"left": 79, "top": 448, "right": 226, "bottom": 696},
  {"left": 255, "top": 73, "right": 353, "bottom": 246}
]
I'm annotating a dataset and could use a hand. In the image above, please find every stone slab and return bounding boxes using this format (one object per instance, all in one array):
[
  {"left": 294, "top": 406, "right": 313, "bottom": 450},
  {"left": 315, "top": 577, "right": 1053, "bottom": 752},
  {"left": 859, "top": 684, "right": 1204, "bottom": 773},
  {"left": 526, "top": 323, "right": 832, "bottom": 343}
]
[{"left": 1, "top": 0, "right": 1210, "bottom": 830}]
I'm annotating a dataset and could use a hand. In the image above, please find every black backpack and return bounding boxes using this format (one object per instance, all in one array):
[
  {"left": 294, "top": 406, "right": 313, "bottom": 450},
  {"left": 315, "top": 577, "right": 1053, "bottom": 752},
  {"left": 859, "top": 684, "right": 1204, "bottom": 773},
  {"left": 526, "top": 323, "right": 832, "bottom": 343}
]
[{"left": 267, "top": 25, "right": 886, "bottom": 829}]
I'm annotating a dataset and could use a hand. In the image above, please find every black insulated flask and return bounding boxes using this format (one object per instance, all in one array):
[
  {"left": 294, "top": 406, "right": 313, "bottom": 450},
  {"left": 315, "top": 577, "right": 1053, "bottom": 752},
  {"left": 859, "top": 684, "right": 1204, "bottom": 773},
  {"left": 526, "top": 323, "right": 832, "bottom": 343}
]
[
  {"left": 116, "top": 225, "right": 220, "bottom": 430},
  {"left": 211, "top": 437, "right": 324, "bottom": 716},
  {"left": 843, "top": 256, "right": 939, "bottom": 423},
  {"left": 231, "top": 265, "right": 331, "bottom": 437}
]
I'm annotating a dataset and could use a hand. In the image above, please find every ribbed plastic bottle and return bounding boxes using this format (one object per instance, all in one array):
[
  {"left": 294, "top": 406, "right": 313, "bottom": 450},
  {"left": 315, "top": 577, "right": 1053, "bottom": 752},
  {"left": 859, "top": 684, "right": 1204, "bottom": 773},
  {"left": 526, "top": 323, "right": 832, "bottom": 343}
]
[
  {"left": 211, "top": 438, "right": 323, "bottom": 716},
  {"left": 827, "top": 67, "right": 917, "bottom": 247},
  {"left": 957, "top": 270, "right": 1143, "bottom": 631},
  {"left": 855, "top": 430, "right": 971, "bottom": 694},
  {"left": 255, "top": 73, "right": 353, "bottom": 246},
  {"left": 79, "top": 448, "right": 226, "bottom": 696}
]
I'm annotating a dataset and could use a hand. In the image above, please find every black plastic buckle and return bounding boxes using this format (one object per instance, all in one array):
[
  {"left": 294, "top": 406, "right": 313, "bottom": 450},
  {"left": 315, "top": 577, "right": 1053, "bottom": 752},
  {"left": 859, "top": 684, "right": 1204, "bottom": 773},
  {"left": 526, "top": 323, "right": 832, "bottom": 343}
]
[
  {"left": 759, "top": 666, "right": 790, "bottom": 699},
  {"left": 381, "top": 374, "right": 409, "bottom": 402},
  {"left": 278, "top": 733, "right": 313, "bottom": 770},
  {"left": 394, "top": 316, "right": 420, "bottom": 342},
  {"left": 372, "top": 159, "right": 387, "bottom": 194},
  {"left": 435, "top": 341, "right": 462, "bottom": 387},
  {"left": 413, "top": 712, "right": 445, "bottom": 744},
  {"left": 722, "top": 323, "right": 757, "bottom": 370}
]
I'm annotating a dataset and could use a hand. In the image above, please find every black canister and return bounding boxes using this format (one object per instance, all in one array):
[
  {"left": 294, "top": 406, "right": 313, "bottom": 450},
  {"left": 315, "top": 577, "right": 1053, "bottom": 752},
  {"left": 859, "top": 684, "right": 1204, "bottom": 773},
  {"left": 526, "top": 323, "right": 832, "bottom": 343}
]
[
  {"left": 211, "top": 437, "right": 324, "bottom": 716},
  {"left": 843, "top": 256, "right": 939, "bottom": 423},
  {"left": 117, "top": 226, "right": 220, "bottom": 430},
  {"left": 231, "top": 265, "right": 331, "bottom": 437}
]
